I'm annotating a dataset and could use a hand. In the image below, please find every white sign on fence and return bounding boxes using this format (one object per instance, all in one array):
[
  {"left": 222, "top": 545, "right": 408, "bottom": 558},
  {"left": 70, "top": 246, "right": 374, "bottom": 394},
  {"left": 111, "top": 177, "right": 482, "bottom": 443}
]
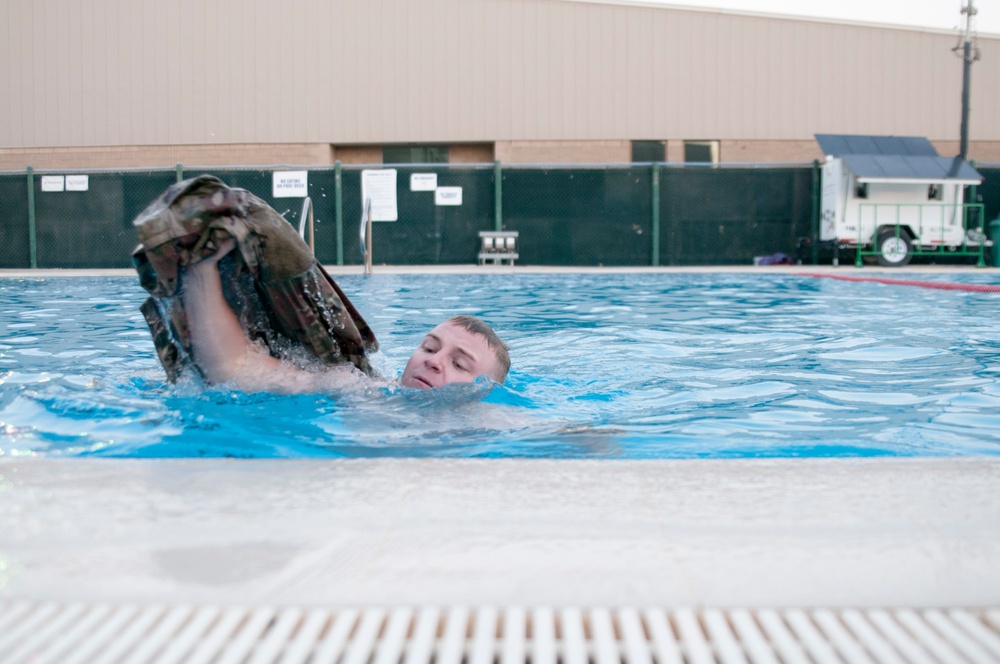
[
  {"left": 435, "top": 186, "right": 463, "bottom": 206},
  {"left": 66, "top": 174, "right": 89, "bottom": 191},
  {"left": 410, "top": 173, "right": 438, "bottom": 191},
  {"left": 41, "top": 176, "right": 65, "bottom": 192},
  {"left": 361, "top": 169, "right": 398, "bottom": 221},
  {"left": 272, "top": 170, "right": 308, "bottom": 198}
]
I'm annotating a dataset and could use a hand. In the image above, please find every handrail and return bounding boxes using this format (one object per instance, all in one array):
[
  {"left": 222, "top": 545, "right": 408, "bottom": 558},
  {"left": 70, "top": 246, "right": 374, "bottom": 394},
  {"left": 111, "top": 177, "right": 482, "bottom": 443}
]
[
  {"left": 298, "top": 197, "right": 315, "bottom": 254},
  {"left": 360, "top": 198, "right": 373, "bottom": 275}
]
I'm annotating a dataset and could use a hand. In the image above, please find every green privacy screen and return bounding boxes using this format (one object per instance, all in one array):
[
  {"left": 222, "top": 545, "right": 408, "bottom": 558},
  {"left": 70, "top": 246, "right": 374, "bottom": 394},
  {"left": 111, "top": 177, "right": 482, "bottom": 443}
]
[
  {"left": 0, "top": 172, "right": 31, "bottom": 269},
  {"left": 659, "top": 166, "right": 814, "bottom": 265},
  {"left": 7, "top": 161, "right": 985, "bottom": 269},
  {"left": 503, "top": 166, "right": 653, "bottom": 266}
]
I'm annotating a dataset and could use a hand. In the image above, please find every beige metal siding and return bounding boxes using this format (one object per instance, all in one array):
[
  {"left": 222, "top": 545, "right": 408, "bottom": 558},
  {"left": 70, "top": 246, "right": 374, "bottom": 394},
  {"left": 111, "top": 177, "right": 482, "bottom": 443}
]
[{"left": 1, "top": 0, "right": 997, "bottom": 148}]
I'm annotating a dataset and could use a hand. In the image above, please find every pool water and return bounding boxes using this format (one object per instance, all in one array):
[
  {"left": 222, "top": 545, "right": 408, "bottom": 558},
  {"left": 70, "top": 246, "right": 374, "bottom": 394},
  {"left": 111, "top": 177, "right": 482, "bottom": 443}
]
[{"left": 2, "top": 273, "right": 999, "bottom": 458}]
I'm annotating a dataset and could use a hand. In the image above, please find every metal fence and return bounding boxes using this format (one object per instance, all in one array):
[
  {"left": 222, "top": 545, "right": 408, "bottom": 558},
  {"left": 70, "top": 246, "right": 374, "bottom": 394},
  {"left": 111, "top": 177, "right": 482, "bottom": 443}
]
[{"left": 1, "top": 161, "right": 995, "bottom": 270}]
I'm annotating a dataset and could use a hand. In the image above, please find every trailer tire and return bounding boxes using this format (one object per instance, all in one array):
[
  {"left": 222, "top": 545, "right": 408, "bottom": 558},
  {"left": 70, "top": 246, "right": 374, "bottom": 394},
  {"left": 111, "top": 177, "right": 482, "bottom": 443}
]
[{"left": 875, "top": 230, "right": 912, "bottom": 267}]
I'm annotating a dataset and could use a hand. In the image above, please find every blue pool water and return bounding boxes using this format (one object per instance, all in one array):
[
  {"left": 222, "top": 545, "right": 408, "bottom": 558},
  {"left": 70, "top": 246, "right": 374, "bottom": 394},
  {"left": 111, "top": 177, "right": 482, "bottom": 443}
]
[{"left": 1, "top": 272, "right": 999, "bottom": 458}]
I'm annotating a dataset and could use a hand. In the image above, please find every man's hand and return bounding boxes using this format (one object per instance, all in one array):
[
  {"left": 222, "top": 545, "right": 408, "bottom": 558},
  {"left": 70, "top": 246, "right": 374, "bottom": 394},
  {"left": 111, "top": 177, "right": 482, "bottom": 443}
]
[
  {"left": 182, "top": 236, "right": 259, "bottom": 385},
  {"left": 187, "top": 237, "right": 237, "bottom": 274},
  {"left": 182, "top": 236, "right": 360, "bottom": 393}
]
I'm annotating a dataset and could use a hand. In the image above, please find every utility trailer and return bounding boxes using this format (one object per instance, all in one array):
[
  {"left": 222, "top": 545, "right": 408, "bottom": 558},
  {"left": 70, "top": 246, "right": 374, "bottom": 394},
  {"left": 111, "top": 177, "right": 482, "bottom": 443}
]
[{"left": 815, "top": 134, "right": 986, "bottom": 266}]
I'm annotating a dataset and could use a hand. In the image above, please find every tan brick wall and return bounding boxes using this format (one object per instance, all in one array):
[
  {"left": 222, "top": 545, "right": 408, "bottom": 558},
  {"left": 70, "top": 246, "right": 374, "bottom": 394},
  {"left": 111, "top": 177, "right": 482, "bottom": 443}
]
[
  {"left": 449, "top": 144, "right": 494, "bottom": 163},
  {"left": 5, "top": 140, "right": 996, "bottom": 172},
  {"left": 0, "top": 144, "right": 335, "bottom": 171},
  {"left": 932, "top": 141, "right": 1000, "bottom": 164},
  {"left": 665, "top": 140, "right": 685, "bottom": 163},
  {"left": 721, "top": 140, "right": 824, "bottom": 163},
  {"left": 332, "top": 146, "right": 383, "bottom": 165},
  {"left": 495, "top": 141, "right": 631, "bottom": 164}
]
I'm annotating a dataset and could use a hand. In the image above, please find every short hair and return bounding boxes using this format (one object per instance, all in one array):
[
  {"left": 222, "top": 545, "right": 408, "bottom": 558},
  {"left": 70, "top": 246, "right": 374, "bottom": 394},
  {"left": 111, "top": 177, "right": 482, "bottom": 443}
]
[{"left": 447, "top": 315, "right": 510, "bottom": 383}]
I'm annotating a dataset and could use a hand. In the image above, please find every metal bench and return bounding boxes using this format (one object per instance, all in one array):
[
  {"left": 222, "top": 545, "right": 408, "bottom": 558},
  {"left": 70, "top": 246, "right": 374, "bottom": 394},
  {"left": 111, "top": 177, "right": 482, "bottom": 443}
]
[{"left": 478, "top": 231, "right": 519, "bottom": 265}]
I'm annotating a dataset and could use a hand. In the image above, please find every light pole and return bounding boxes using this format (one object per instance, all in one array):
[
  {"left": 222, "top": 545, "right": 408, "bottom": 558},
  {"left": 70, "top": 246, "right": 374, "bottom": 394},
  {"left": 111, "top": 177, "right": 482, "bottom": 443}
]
[{"left": 955, "top": 0, "right": 980, "bottom": 160}]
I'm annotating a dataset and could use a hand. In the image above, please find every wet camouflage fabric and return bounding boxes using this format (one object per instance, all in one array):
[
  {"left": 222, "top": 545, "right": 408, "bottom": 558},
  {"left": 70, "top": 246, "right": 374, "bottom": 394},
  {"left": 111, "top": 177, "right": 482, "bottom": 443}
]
[{"left": 132, "top": 174, "right": 378, "bottom": 382}]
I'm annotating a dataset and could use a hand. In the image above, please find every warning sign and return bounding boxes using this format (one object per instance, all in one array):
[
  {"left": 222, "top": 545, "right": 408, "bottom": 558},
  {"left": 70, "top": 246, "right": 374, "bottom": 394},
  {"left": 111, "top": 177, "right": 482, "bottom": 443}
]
[{"left": 273, "top": 170, "right": 308, "bottom": 198}]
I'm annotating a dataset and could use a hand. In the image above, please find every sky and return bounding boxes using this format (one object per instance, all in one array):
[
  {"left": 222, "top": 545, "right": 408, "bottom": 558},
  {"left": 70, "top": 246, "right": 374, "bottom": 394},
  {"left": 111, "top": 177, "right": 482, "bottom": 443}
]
[{"left": 632, "top": 0, "right": 1000, "bottom": 35}]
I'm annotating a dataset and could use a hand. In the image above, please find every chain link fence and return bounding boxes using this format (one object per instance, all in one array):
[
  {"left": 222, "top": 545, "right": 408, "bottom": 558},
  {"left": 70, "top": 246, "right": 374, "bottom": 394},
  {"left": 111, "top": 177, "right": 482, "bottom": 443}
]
[{"left": 2, "top": 161, "right": 994, "bottom": 270}]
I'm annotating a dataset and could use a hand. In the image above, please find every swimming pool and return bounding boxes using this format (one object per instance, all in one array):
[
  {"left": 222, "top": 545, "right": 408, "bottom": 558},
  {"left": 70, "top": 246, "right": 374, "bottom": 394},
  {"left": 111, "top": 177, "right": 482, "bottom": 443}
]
[{"left": 1, "top": 272, "right": 999, "bottom": 458}]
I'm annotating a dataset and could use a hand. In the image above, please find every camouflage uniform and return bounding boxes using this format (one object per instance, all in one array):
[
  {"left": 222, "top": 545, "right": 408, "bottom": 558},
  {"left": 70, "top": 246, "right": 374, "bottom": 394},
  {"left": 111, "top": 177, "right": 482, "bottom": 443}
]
[{"left": 133, "top": 175, "right": 378, "bottom": 382}]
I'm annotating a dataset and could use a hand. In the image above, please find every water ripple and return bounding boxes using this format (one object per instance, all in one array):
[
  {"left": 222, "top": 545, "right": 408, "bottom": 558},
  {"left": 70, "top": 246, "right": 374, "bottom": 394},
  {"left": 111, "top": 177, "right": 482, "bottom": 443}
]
[{"left": 1, "top": 273, "right": 999, "bottom": 458}]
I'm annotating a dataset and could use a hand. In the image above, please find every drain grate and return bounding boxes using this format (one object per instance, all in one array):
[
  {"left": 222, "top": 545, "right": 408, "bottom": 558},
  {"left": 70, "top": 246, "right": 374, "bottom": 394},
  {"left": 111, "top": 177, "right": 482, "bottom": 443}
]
[{"left": 1, "top": 603, "right": 999, "bottom": 663}]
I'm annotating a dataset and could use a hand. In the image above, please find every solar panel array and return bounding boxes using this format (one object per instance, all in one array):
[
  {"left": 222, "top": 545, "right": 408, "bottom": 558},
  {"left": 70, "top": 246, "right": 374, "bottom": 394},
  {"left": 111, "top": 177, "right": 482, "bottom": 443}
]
[{"left": 815, "top": 134, "right": 983, "bottom": 182}]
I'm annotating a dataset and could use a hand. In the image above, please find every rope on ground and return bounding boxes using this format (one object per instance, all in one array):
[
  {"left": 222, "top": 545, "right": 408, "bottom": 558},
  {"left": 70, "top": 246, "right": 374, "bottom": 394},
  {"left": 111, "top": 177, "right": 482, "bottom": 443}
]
[{"left": 802, "top": 273, "right": 1000, "bottom": 293}]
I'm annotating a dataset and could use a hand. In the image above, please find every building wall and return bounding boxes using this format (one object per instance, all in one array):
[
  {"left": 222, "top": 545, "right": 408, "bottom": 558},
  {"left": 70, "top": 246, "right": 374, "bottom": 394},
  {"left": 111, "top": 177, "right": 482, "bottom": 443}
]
[
  {"left": 449, "top": 144, "right": 496, "bottom": 163},
  {"left": 0, "top": 144, "right": 334, "bottom": 171},
  {"left": 2, "top": 0, "right": 997, "bottom": 166},
  {"left": 6, "top": 139, "right": 999, "bottom": 170},
  {"left": 495, "top": 140, "right": 631, "bottom": 163},
  {"left": 721, "top": 141, "right": 823, "bottom": 163},
  {"left": 332, "top": 146, "right": 383, "bottom": 166}
]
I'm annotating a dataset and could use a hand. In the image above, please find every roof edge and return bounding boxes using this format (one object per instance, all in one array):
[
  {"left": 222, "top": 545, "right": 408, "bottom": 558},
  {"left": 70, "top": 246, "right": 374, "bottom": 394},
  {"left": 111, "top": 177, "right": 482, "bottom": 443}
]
[{"left": 558, "top": 0, "right": 1000, "bottom": 38}]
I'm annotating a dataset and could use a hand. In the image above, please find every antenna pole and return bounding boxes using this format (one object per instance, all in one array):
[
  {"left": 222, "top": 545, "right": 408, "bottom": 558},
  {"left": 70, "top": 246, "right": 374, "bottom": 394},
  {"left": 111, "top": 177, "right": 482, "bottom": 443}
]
[{"left": 958, "top": 0, "right": 978, "bottom": 160}]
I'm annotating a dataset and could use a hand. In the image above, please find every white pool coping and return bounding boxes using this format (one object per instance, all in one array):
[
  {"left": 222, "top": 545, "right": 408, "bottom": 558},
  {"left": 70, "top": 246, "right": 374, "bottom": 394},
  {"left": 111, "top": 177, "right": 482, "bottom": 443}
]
[{"left": 1, "top": 457, "right": 998, "bottom": 609}]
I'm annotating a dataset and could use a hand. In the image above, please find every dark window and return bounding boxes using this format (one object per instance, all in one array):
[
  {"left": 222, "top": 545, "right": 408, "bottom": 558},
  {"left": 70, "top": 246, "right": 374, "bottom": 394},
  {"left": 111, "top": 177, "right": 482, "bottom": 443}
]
[
  {"left": 684, "top": 140, "right": 719, "bottom": 164},
  {"left": 928, "top": 184, "right": 942, "bottom": 200},
  {"left": 383, "top": 145, "right": 449, "bottom": 164},
  {"left": 631, "top": 141, "right": 665, "bottom": 162},
  {"left": 855, "top": 182, "right": 869, "bottom": 199}
]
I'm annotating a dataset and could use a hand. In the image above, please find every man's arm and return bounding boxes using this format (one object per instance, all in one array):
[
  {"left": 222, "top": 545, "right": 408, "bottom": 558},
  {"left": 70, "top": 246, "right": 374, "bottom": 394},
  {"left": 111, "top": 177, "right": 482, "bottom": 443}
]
[{"left": 182, "top": 240, "right": 361, "bottom": 393}]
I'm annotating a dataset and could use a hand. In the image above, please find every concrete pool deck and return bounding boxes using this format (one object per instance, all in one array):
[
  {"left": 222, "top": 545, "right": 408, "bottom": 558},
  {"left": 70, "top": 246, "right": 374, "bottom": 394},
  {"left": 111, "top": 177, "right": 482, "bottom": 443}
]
[{"left": 1, "top": 457, "right": 998, "bottom": 609}]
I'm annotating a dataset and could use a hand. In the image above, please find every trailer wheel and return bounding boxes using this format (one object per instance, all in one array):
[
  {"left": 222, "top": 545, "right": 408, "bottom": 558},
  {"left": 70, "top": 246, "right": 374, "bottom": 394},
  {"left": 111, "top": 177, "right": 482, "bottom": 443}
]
[{"left": 875, "top": 231, "right": 912, "bottom": 267}]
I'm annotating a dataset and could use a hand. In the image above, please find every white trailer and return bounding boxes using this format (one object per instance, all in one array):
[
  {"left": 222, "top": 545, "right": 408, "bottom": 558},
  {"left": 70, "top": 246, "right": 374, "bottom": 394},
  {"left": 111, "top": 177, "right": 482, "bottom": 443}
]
[{"left": 815, "top": 134, "right": 984, "bottom": 266}]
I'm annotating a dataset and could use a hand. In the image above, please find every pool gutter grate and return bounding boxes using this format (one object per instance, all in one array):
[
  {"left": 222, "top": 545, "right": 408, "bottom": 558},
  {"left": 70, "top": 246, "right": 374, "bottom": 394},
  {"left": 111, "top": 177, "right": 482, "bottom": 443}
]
[{"left": 1, "top": 603, "right": 999, "bottom": 663}]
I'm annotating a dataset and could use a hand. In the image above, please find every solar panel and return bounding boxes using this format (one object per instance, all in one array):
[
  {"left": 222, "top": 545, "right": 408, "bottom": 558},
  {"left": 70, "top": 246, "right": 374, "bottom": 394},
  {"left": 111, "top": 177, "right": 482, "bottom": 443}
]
[
  {"left": 840, "top": 154, "right": 982, "bottom": 181},
  {"left": 815, "top": 134, "right": 939, "bottom": 157},
  {"left": 818, "top": 134, "right": 980, "bottom": 181}
]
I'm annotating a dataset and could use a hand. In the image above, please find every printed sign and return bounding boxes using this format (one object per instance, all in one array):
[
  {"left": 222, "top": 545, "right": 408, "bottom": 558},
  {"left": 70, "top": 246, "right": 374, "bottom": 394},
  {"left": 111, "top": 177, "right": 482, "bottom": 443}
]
[
  {"left": 272, "top": 170, "right": 308, "bottom": 198},
  {"left": 410, "top": 173, "right": 438, "bottom": 191},
  {"left": 41, "top": 176, "right": 65, "bottom": 192},
  {"left": 66, "top": 174, "right": 89, "bottom": 191},
  {"left": 361, "top": 169, "right": 398, "bottom": 221},
  {"left": 435, "top": 186, "right": 463, "bottom": 206}
]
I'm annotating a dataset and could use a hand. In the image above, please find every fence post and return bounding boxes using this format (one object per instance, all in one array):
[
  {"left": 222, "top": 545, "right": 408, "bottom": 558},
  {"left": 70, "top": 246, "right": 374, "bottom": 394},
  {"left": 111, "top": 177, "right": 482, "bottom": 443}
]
[
  {"left": 494, "top": 160, "right": 503, "bottom": 232},
  {"left": 26, "top": 166, "right": 37, "bottom": 268},
  {"left": 969, "top": 159, "right": 979, "bottom": 213},
  {"left": 176, "top": 162, "right": 183, "bottom": 183},
  {"left": 335, "top": 160, "right": 344, "bottom": 265},
  {"left": 651, "top": 163, "right": 660, "bottom": 267},
  {"left": 969, "top": 160, "right": 984, "bottom": 268},
  {"left": 811, "top": 159, "right": 820, "bottom": 265}
]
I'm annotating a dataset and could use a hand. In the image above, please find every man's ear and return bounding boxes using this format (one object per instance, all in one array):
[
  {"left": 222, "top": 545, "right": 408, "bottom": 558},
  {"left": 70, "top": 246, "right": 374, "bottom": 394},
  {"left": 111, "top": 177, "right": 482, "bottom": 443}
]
[{"left": 488, "top": 360, "right": 505, "bottom": 384}]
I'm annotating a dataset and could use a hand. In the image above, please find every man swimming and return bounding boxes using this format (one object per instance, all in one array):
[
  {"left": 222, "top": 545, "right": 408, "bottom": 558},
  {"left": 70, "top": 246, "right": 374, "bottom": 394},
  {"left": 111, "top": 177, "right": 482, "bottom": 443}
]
[{"left": 184, "top": 239, "right": 510, "bottom": 393}]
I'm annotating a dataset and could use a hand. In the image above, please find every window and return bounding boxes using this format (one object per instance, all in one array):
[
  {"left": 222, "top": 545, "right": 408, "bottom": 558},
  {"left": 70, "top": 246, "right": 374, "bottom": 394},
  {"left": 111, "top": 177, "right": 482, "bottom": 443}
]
[
  {"left": 928, "top": 184, "right": 943, "bottom": 200},
  {"left": 631, "top": 141, "right": 665, "bottom": 162},
  {"left": 684, "top": 140, "right": 720, "bottom": 164},
  {"left": 855, "top": 182, "right": 869, "bottom": 199},
  {"left": 382, "top": 145, "right": 449, "bottom": 164}
]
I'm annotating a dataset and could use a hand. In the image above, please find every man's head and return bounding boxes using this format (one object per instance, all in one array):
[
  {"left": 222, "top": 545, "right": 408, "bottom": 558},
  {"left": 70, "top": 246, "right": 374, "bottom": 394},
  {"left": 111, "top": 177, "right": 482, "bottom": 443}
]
[{"left": 400, "top": 315, "right": 510, "bottom": 389}]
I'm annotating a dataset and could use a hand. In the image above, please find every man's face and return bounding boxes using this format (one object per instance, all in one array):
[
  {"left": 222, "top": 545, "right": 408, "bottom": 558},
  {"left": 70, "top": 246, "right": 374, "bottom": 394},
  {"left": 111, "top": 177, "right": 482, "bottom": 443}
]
[{"left": 400, "top": 321, "right": 500, "bottom": 389}]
